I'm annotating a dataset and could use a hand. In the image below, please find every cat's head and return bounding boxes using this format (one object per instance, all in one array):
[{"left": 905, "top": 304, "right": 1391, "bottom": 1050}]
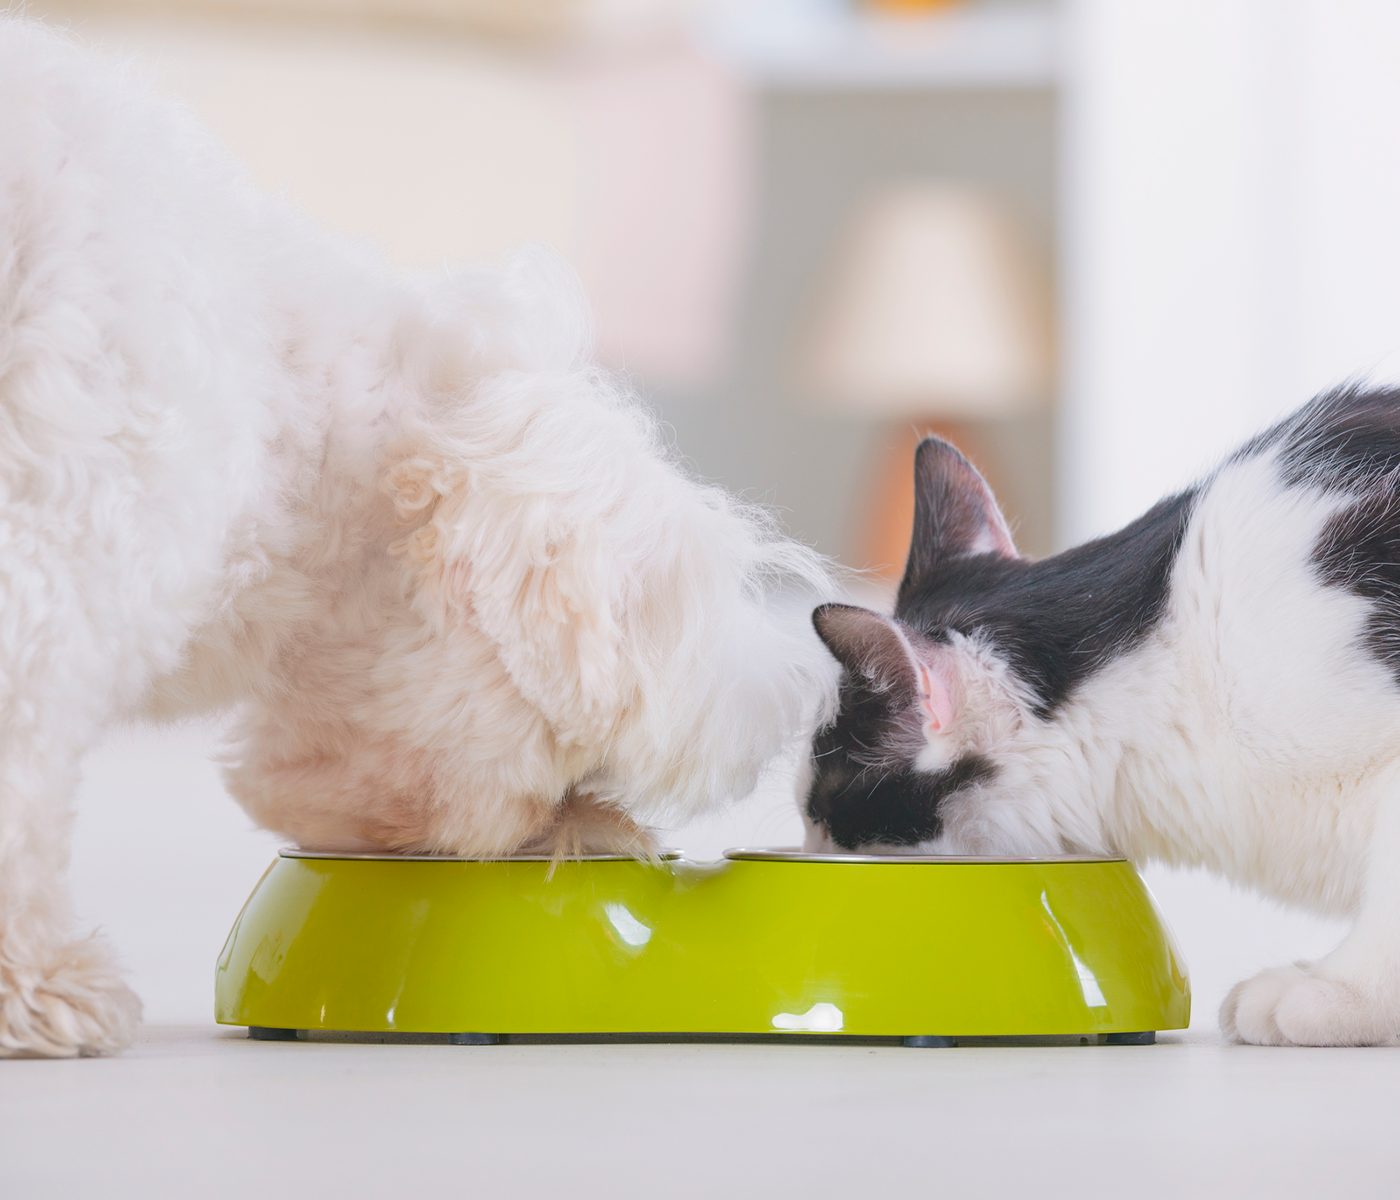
[{"left": 802, "top": 437, "right": 1049, "bottom": 855}]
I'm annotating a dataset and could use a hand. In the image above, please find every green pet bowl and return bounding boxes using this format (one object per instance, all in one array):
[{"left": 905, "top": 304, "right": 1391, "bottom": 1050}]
[{"left": 215, "top": 849, "right": 1190, "bottom": 1046}]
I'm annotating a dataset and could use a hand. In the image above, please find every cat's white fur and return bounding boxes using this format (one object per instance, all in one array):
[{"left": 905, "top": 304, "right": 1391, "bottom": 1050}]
[
  {"left": 0, "top": 19, "right": 833, "bottom": 1056},
  {"left": 807, "top": 447, "right": 1400, "bottom": 1045}
]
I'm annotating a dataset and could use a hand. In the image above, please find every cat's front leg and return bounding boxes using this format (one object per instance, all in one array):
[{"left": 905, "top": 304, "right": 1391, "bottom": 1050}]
[
  {"left": 1219, "top": 962, "right": 1395, "bottom": 1046},
  {"left": 1220, "top": 768, "right": 1400, "bottom": 1047}
]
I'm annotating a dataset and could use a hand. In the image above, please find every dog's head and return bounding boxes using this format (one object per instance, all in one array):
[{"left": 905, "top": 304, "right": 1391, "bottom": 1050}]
[{"left": 225, "top": 255, "right": 836, "bottom": 856}]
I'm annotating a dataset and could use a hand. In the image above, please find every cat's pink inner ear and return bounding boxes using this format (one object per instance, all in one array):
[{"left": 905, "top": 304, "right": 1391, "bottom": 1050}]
[
  {"left": 917, "top": 660, "right": 956, "bottom": 733},
  {"left": 973, "top": 503, "right": 1018, "bottom": 559}
]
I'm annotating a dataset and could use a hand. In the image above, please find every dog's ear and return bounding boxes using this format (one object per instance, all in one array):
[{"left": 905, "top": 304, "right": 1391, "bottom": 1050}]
[
  {"left": 383, "top": 414, "right": 627, "bottom": 751},
  {"left": 380, "top": 251, "right": 652, "bottom": 754}
]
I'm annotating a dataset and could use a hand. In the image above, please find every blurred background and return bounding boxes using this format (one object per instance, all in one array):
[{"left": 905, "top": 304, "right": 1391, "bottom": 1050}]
[{"left": 30, "top": 0, "right": 1400, "bottom": 1030}]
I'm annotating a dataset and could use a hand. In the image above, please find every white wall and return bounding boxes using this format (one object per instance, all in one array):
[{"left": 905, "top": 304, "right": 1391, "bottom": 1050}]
[
  {"left": 1061, "top": 0, "right": 1293, "bottom": 542},
  {"left": 1062, "top": 0, "right": 1400, "bottom": 543}
]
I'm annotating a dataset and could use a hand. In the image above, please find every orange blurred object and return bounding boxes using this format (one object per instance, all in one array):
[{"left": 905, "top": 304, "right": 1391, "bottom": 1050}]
[{"left": 863, "top": 0, "right": 964, "bottom": 12}]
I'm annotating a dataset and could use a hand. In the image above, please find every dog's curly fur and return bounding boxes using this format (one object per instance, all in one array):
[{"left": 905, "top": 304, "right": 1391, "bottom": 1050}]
[{"left": 0, "top": 18, "right": 835, "bottom": 1056}]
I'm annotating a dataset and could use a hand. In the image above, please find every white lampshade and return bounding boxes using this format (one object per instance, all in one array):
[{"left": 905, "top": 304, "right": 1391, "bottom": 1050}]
[{"left": 802, "top": 184, "right": 1051, "bottom": 419}]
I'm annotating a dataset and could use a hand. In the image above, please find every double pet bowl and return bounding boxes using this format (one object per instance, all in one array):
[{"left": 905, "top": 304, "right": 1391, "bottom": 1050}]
[{"left": 215, "top": 848, "right": 1190, "bottom": 1046}]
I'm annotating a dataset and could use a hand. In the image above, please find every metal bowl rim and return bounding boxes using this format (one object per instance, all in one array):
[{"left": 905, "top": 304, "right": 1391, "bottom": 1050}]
[
  {"left": 722, "top": 846, "right": 1127, "bottom": 865},
  {"left": 279, "top": 847, "right": 1125, "bottom": 866},
  {"left": 279, "top": 848, "right": 682, "bottom": 863}
]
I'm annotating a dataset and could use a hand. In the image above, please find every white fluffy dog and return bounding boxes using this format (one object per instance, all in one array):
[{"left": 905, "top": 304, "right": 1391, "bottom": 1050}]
[{"left": 0, "top": 19, "right": 832, "bottom": 1056}]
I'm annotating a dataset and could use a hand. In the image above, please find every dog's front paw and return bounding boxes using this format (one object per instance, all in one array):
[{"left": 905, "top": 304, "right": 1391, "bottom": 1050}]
[
  {"left": 1220, "top": 963, "right": 1395, "bottom": 1046},
  {"left": 0, "top": 937, "right": 142, "bottom": 1058}
]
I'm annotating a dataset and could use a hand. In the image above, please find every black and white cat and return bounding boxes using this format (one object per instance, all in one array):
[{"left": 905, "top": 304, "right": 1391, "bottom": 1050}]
[{"left": 804, "top": 384, "right": 1400, "bottom": 1046}]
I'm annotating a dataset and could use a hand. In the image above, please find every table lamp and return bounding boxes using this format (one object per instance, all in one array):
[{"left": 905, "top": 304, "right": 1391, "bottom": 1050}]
[{"left": 801, "top": 183, "right": 1051, "bottom": 576}]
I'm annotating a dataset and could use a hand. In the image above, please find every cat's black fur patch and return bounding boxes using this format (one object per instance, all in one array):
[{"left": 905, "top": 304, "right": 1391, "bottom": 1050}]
[
  {"left": 1256, "top": 381, "right": 1400, "bottom": 490},
  {"left": 1287, "top": 385, "right": 1400, "bottom": 682},
  {"left": 808, "top": 719, "right": 994, "bottom": 849},
  {"left": 806, "top": 648, "right": 996, "bottom": 849},
  {"left": 1314, "top": 491, "right": 1400, "bottom": 679},
  {"left": 896, "top": 488, "right": 1197, "bottom": 718}
]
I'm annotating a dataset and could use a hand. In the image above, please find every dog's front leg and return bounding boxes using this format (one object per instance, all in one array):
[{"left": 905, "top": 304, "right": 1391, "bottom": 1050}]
[
  {"left": 0, "top": 677, "right": 141, "bottom": 1057},
  {"left": 1221, "top": 762, "right": 1400, "bottom": 1046}
]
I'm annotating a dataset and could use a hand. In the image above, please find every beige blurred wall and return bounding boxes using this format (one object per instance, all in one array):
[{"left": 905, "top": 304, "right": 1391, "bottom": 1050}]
[
  {"left": 26, "top": 2, "right": 1058, "bottom": 562},
  {"left": 33, "top": 4, "right": 581, "bottom": 264}
]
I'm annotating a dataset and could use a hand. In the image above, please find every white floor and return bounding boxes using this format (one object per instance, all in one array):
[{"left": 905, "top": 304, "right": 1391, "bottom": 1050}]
[
  {"left": 5, "top": 1027, "right": 1399, "bottom": 1198},
  {"left": 4, "top": 727, "right": 1398, "bottom": 1197}
]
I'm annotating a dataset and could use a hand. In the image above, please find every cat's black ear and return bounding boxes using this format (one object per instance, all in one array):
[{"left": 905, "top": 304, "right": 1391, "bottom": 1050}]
[
  {"left": 812, "top": 604, "right": 958, "bottom": 730},
  {"left": 812, "top": 604, "right": 918, "bottom": 700},
  {"left": 903, "top": 436, "right": 1018, "bottom": 589}
]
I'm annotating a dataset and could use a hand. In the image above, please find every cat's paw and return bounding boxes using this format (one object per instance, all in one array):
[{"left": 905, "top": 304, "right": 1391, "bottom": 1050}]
[
  {"left": 0, "top": 937, "right": 142, "bottom": 1058},
  {"left": 1220, "top": 962, "right": 1395, "bottom": 1046}
]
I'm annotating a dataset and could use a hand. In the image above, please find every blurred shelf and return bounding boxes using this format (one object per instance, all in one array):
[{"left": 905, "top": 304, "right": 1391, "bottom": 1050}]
[{"left": 704, "top": 3, "right": 1059, "bottom": 93}]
